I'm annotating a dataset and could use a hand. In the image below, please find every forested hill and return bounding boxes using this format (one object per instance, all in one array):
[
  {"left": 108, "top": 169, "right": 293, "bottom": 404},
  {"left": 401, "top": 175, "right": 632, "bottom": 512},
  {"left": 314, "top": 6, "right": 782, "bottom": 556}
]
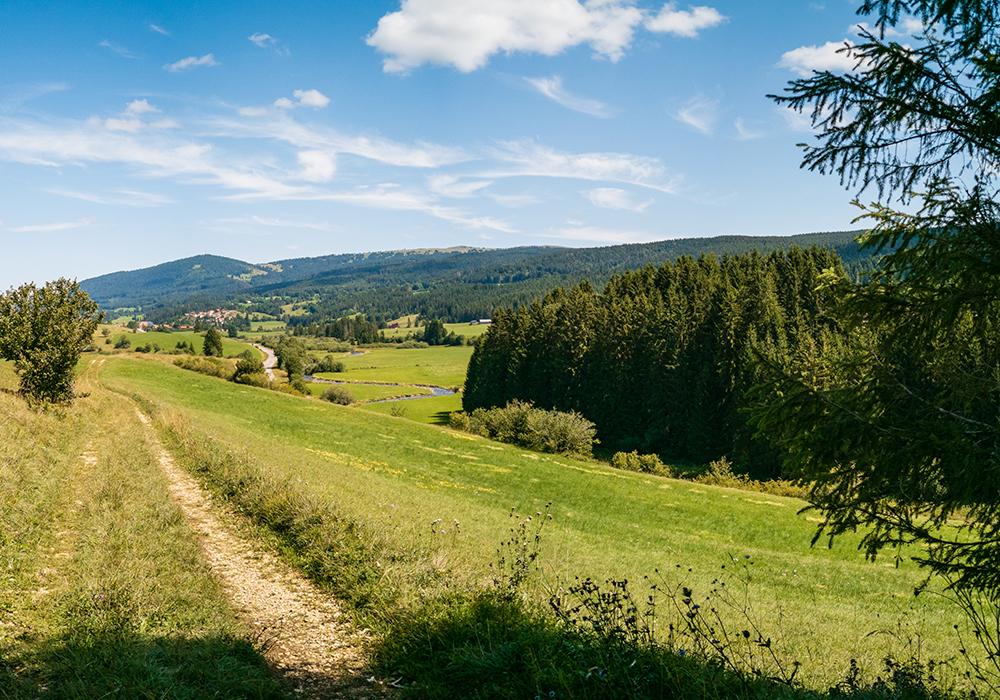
[{"left": 81, "top": 230, "right": 873, "bottom": 322}]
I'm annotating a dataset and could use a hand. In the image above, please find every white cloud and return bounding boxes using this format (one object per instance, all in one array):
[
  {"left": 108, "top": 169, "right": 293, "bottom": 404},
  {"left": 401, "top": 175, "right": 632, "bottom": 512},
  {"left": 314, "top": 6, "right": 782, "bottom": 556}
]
[
  {"left": 779, "top": 40, "right": 864, "bottom": 77},
  {"left": 777, "top": 105, "right": 819, "bottom": 133},
  {"left": 273, "top": 97, "right": 295, "bottom": 109},
  {"left": 150, "top": 118, "right": 180, "bottom": 129},
  {"left": 428, "top": 174, "right": 492, "bottom": 198},
  {"left": 491, "top": 193, "right": 540, "bottom": 207},
  {"left": 48, "top": 188, "right": 174, "bottom": 206},
  {"left": 99, "top": 40, "right": 136, "bottom": 58},
  {"left": 853, "top": 17, "right": 924, "bottom": 38},
  {"left": 583, "top": 187, "right": 652, "bottom": 211},
  {"left": 674, "top": 94, "right": 717, "bottom": 134},
  {"left": 487, "top": 140, "right": 681, "bottom": 193},
  {"left": 297, "top": 150, "right": 336, "bottom": 181},
  {"left": 164, "top": 54, "right": 219, "bottom": 73},
  {"left": 239, "top": 106, "right": 269, "bottom": 116},
  {"left": 525, "top": 75, "right": 610, "bottom": 117},
  {"left": 126, "top": 99, "right": 159, "bottom": 115},
  {"left": 206, "top": 215, "right": 330, "bottom": 231},
  {"left": 543, "top": 224, "right": 655, "bottom": 244},
  {"left": 733, "top": 117, "right": 763, "bottom": 140},
  {"left": 104, "top": 118, "right": 144, "bottom": 133},
  {"left": 249, "top": 33, "right": 276, "bottom": 47},
  {"left": 367, "top": 0, "right": 645, "bottom": 73},
  {"left": 8, "top": 217, "right": 97, "bottom": 233},
  {"left": 150, "top": 24, "right": 170, "bottom": 36},
  {"left": 293, "top": 89, "right": 330, "bottom": 108},
  {"left": 645, "top": 3, "right": 726, "bottom": 37}
]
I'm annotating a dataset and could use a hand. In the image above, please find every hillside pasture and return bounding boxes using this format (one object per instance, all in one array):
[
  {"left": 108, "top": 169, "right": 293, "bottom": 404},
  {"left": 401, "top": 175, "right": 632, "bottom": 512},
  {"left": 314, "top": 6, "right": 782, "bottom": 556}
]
[
  {"left": 98, "top": 355, "right": 966, "bottom": 689},
  {"left": 99, "top": 330, "right": 260, "bottom": 359},
  {"left": 315, "top": 345, "right": 472, "bottom": 388},
  {"left": 304, "top": 380, "right": 432, "bottom": 402},
  {"left": 380, "top": 321, "right": 492, "bottom": 340}
]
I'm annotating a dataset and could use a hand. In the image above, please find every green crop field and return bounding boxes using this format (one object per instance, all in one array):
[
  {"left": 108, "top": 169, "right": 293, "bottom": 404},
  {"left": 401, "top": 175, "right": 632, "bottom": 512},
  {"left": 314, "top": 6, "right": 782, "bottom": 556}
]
[
  {"left": 96, "top": 356, "right": 963, "bottom": 689},
  {"left": 315, "top": 345, "right": 472, "bottom": 388}
]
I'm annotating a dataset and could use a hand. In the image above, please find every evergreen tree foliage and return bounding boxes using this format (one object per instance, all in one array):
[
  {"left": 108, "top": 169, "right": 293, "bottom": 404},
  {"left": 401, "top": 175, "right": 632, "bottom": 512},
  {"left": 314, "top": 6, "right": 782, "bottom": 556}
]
[
  {"left": 0, "top": 278, "right": 103, "bottom": 403},
  {"left": 753, "top": 0, "right": 1000, "bottom": 603},
  {"left": 464, "top": 247, "right": 842, "bottom": 478},
  {"left": 202, "top": 327, "right": 224, "bottom": 357}
]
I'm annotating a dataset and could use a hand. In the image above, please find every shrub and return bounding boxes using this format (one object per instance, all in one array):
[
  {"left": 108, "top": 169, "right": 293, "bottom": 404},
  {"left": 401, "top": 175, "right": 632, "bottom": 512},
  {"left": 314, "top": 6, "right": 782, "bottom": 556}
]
[
  {"left": 611, "top": 450, "right": 673, "bottom": 477},
  {"left": 320, "top": 385, "right": 355, "bottom": 405},
  {"left": 693, "top": 457, "right": 808, "bottom": 499},
  {"left": 397, "top": 340, "right": 429, "bottom": 349},
  {"left": 457, "top": 401, "right": 596, "bottom": 458},
  {"left": 173, "top": 356, "right": 234, "bottom": 380},
  {"left": 308, "top": 355, "right": 346, "bottom": 374},
  {"left": 114, "top": 335, "right": 131, "bottom": 349}
]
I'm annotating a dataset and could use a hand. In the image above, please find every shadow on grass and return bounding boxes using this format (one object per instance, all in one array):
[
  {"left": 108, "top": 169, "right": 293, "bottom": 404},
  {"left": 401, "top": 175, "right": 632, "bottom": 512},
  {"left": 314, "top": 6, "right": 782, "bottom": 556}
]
[
  {"left": 373, "top": 590, "right": 957, "bottom": 700},
  {"left": 430, "top": 410, "right": 452, "bottom": 426},
  {"left": 0, "top": 632, "right": 287, "bottom": 699}
]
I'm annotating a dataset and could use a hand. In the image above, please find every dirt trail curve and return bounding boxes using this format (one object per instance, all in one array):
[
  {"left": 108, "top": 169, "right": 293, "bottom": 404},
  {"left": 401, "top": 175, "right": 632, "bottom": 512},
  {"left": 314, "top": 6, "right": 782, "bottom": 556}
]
[
  {"left": 253, "top": 343, "right": 278, "bottom": 380},
  {"left": 134, "top": 409, "right": 382, "bottom": 699}
]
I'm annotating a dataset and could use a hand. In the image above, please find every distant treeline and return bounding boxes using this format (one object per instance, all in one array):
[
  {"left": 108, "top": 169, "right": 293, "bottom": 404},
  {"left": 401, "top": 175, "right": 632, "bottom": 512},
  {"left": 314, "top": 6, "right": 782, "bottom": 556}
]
[
  {"left": 463, "top": 247, "right": 845, "bottom": 478},
  {"left": 127, "top": 231, "right": 874, "bottom": 326}
]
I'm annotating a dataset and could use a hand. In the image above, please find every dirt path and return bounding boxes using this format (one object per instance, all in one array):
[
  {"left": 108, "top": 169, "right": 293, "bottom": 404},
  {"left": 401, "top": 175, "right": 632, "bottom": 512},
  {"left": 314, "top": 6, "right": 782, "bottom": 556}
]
[
  {"left": 253, "top": 343, "right": 278, "bottom": 380},
  {"left": 134, "top": 409, "right": 381, "bottom": 698}
]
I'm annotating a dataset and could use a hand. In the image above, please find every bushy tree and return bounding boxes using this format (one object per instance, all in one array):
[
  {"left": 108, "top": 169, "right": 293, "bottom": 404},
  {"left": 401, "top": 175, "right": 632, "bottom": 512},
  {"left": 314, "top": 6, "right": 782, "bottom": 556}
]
[
  {"left": 0, "top": 278, "right": 103, "bottom": 403},
  {"left": 203, "top": 327, "right": 224, "bottom": 357},
  {"left": 754, "top": 0, "right": 1000, "bottom": 636}
]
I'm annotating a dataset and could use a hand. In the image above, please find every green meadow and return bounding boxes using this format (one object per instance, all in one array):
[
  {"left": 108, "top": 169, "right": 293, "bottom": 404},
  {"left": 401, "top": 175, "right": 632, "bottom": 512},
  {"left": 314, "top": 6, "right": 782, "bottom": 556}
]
[
  {"left": 304, "top": 379, "right": 432, "bottom": 402},
  {"left": 380, "top": 321, "right": 492, "bottom": 340},
  {"left": 97, "top": 355, "right": 963, "bottom": 688},
  {"left": 100, "top": 330, "right": 259, "bottom": 359},
  {"left": 315, "top": 345, "right": 473, "bottom": 388}
]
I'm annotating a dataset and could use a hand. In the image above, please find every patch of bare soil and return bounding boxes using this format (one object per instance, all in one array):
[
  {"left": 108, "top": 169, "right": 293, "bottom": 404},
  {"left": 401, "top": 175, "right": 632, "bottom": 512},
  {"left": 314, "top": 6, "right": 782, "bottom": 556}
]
[{"left": 135, "top": 410, "right": 385, "bottom": 699}]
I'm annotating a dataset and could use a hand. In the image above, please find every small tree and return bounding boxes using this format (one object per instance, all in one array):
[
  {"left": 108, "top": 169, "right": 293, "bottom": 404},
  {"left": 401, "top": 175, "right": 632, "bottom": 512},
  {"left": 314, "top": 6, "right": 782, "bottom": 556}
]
[
  {"left": 203, "top": 327, "right": 224, "bottom": 357},
  {"left": 0, "top": 278, "right": 103, "bottom": 403}
]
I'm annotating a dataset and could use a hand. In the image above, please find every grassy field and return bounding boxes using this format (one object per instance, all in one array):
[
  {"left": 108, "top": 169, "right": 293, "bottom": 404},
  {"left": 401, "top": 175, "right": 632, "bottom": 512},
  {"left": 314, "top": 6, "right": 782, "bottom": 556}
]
[
  {"left": 380, "top": 322, "right": 492, "bottom": 340},
  {"left": 96, "top": 330, "right": 261, "bottom": 360},
  {"left": 0, "top": 360, "right": 282, "bottom": 698},
  {"left": 359, "top": 392, "right": 462, "bottom": 424},
  {"left": 96, "top": 355, "right": 966, "bottom": 689},
  {"left": 304, "top": 380, "right": 432, "bottom": 402},
  {"left": 315, "top": 345, "right": 473, "bottom": 388}
]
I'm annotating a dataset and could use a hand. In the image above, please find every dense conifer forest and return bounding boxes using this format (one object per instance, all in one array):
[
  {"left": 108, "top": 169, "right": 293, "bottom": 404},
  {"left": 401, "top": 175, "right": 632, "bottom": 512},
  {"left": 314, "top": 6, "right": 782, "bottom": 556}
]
[{"left": 464, "top": 246, "right": 846, "bottom": 478}]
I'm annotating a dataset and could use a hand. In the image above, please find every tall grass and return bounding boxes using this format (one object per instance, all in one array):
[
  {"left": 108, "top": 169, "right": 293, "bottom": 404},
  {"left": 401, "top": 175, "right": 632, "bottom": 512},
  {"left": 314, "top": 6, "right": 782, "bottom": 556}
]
[{"left": 0, "top": 361, "right": 283, "bottom": 698}]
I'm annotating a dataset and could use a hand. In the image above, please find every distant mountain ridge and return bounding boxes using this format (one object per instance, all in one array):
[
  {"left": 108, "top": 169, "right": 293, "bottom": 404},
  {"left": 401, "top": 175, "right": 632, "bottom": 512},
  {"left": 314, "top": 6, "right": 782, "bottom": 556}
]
[{"left": 80, "top": 231, "right": 872, "bottom": 319}]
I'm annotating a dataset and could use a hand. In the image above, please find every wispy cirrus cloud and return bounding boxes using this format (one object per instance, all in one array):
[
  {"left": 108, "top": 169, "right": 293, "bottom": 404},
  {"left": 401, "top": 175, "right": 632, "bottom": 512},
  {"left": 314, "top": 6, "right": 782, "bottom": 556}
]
[
  {"left": 48, "top": 188, "right": 173, "bottom": 207},
  {"left": 99, "top": 40, "right": 136, "bottom": 58},
  {"left": 203, "top": 215, "right": 330, "bottom": 231},
  {"left": 249, "top": 33, "right": 276, "bottom": 47},
  {"left": 541, "top": 223, "right": 656, "bottom": 244},
  {"left": 7, "top": 217, "right": 97, "bottom": 233},
  {"left": 674, "top": 94, "right": 718, "bottom": 134},
  {"left": 525, "top": 75, "right": 611, "bottom": 117},
  {"left": 164, "top": 54, "right": 219, "bottom": 72},
  {"left": 583, "top": 187, "right": 653, "bottom": 211},
  {"left": 485, "top": 140, "right": 681, "bottom": 194}
]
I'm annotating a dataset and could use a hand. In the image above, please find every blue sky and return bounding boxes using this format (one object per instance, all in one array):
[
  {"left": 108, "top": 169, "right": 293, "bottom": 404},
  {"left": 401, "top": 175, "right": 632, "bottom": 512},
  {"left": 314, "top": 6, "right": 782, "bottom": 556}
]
[{"left": 0, "top": 1, "right": 886, "bottom": 288}]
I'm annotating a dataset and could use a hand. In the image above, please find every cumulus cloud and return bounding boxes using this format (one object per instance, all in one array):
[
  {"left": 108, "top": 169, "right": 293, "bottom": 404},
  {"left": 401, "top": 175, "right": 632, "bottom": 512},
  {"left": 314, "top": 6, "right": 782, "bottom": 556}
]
[
  {"left": 583, "top": 187, "right": 652, "bottom": 211},
  {"left": 164, "top": 54, "right": 219, "bottom": 72},
  {"left": 9, "top": 217, "right": 98, "bottom": 233},
  {"left": 296, "top": 150, "right": 336, "bottom": 181},
  {"left": 273, "top": 97, "right": 295, "bottom": 109},
  {"left": 645, "top": 3, "right": 727, "bottom": 37},
  {"left": 525, "top": 75, "right": 610, "bottom": 117},
  {"left": 126, "top": 99, "right": 159, "bottom": 115},
  {"left": 779, "top": 40, "right": 864, "bottom": 77},
  {"left": 249, "top": 32, "right": 276, "bottom": 47},
  {"left": 293, "top": 89, "right": 330, "bottom": 108},
  {"left": 674, "top": 95, "right": 717, "bottom": 134},
  {"left": 367, "top": 0, "right": 646, "bottom": 73}
]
